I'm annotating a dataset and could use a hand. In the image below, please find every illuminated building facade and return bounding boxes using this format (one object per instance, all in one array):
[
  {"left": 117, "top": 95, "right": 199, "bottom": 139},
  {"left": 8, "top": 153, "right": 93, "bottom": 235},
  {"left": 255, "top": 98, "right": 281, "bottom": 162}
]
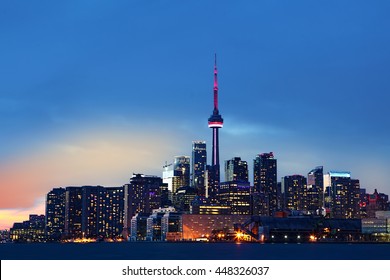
[
  {"left": 130, "top": 213, "right": 149, "bottom": 241},
  {"left": 173, "top": 156, "right": 190, "bottom": 192},
  {"left": 45, "top": 187, "right": 66, "bottom": 241},
  {"left": 145, "top": 208, "right": 176, "bottom": 241},
  {"left": 105, "top": 187, "right": 125, "bottom": 238},
  {"left": 64, "top": 187, "right": 83, "bottom": 238},
  {"left": 192, "top": 141, "right": 207, "bottom": 196},
  {"left": 307, "top": 166, "right": 324, "bottom": 213},
  {"left": 174, "top": 186, "right": 197, "bottom": 213},
  {"left": 218, "top": 181, "right": 251, "bottom": 215},
  {"left": 46, "top": 186, "right": 124, "bottom": 240},
  {"left": 365, "top": 189, "right": 390, "bottom": 218},
  {"left": 281, "top": 175, "right": 307, "bottom": 212},
  {"left": 123, "top": 174, "right": 166, "bottom": 236},
  {"left": 161, "top": 212, "right": 183, "bottom": 241},
  {"left": 191, "top": 204, "right": 231, "bottom": 215},
  {"left": 324, "top": 171, "right": 360, "bottom": 218},
  {"left": 253, "top": 152, "right": 278, "bottom": 216},
  {"left": 162, "top": 163, "right": 174, "bottom": 194},
  {"left": 225, "top": 157, "right": 248, "bottom": 182},
  {"left": 81, "top": 186, "right": 106, "bottom": 238},
  {"left": 181, "top": 214, "right": 250, "bottom": 240},
  {"left": 10, "top": 215, "right": 46, "bottom": 242}
]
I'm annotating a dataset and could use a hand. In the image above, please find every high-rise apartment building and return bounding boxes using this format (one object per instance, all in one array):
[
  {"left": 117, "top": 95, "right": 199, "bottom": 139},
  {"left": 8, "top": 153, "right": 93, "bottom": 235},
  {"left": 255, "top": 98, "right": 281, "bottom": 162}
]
[
  {"left": 64, "top": 187, "right": 83, "bottom": 238},
  {"left": 253, "top": 152, "right": 278, "bottom": 216},
  {"left": 45, "top": 187, "right": 66, "bottom": 241},
  {"left": 281, "top": 175, "right": 307, "bottom": 211},
  {"left": 105, "top": 187, "right": 125, "bottom": 238},
  {"left": 123, "top": 174, "right": 166, "bottom": 236},
  {"left": 81, "top": 186, "right": 106, "bottom": 238},
  {"left": 192, "top": 141, "right": 207, "bottom": 196},
  {"left": 225, "top": 157, "right": 248, "bottom": 182},
  {"left": 49, "top": 186, "right": 124, "bottom": 240}
]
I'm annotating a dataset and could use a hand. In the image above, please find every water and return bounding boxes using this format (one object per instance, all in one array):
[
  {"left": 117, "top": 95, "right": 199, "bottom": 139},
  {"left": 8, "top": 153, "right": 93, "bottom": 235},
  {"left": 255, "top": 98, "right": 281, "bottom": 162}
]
[{"left": 1, "top": 242, "right": 390, "bottom": 260}]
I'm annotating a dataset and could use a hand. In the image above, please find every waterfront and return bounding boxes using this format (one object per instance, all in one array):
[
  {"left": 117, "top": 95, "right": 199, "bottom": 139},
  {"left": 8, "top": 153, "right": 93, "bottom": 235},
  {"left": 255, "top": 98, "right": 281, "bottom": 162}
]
[{"left": 1, "top": 242, "right": 390, "bottom": 260}]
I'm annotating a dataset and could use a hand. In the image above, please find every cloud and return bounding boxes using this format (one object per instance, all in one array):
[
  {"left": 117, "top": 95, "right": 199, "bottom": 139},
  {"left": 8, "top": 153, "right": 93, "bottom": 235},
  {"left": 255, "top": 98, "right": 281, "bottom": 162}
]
[{"left": 222, "top": 117, "right": 289, "bottom": 137}]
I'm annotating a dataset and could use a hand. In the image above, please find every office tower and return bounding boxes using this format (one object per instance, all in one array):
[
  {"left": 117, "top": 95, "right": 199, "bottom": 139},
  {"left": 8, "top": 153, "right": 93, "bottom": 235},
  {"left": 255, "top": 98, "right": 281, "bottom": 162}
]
[
  {"left": 323, "top": 171, "right": 360, "bottom": 218},
  {"left": 281, "top": 175, "right": 307, "bottom": 211},
  {"left": 218, "top": 181, "right": 251, "bottom": 215},
  {"left": 45, "top": 187, "right": 66, "bottom": 241},
  {"left": 163, "top": 163, "right": 174, "bottom": 203},
  {"left": 173, "top": 156, "right": 190, "bottom": 192},
  {"left": 253, "top": 152, "right": 278, "bottom": 216},
  {"left": 225, "top": 157, "right": 249, "bottom": 182},
  {"left": 64, "top": 187, "right": 83, "bottom": 238},
  {"left": 207, "top": 54, "right": 224, "bottom": 195},
  {"left": 307, "top": 166, "right": 324, "bottom": 213},
  {"left": 123, "top": 174, "right": 165, "bottom": 236},
  {"left": 175, "top": 186, "right": 197, "bottom": 213},
  {"left": 192, "top": 141, "right": 207, "bottom": 196},
  {"left": 163, "top": 163, "right": 174, "bottom": 191}
]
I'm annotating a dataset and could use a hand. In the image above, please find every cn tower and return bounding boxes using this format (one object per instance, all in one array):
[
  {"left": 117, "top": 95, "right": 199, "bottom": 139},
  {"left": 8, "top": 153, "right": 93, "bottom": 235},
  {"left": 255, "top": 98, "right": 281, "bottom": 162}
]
[{"left": 208, "top": 54, "right": 223, "bottom": 184}]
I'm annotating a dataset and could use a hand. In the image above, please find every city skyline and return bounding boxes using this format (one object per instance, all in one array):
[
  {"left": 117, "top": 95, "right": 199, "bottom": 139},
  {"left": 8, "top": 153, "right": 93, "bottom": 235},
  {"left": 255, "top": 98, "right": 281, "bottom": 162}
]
[{"left": 1, "top": 1, "right": 390, "bottom": 230}]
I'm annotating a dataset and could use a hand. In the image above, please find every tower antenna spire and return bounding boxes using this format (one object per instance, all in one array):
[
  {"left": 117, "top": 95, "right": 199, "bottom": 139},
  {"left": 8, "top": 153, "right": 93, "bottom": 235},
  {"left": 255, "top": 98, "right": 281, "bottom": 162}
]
[{"left": 213, "top": 53, "right": 218, "bottom": 111}]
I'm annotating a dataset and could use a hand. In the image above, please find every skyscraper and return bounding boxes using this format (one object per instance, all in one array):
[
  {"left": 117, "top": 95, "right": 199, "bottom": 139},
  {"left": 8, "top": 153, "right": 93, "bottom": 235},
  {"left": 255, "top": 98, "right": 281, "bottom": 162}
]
[
  {"left": 253, "top": 152, "right": 278, "bottom": 216},
  {"left": 45, "top": 187, "right": 66, "bottom": 241},
  {"left": 123, "top": 174, "right": 166, "bottom": 236},
  {"left": 80, "top": 186, "right": 125, "bottom": 239},
  {"left": 218, "top": 181, "right": 251, "bottom": 215},
  {"left": 192, "top": 141, "right": 207, "bottom": 196},
  {"left": 225, "top": 157, "right": 248, "bottom": 182},
  {"left": 207, "top": 54, "right": 224, "bottom": 197},
  {"left": 307, "top": 166, "right": 324, "bottom": 213},
  {"left": 324, "top": 171, "right": 360, "bottom": 218},
  {"left": 54, "top": 186, "right": 124, "bottom": 239},
  {"left": 81, "top": 186, "right": 106, "bottom": 238},
  {"left": 64, "top": 187, "right": 83, "bottom": 238},
  {"left": 173, "top": 156, "right": 190, "bottom": 192},
  {"left": 105, "top": 187, "right": 125, "bottom": 238},
  {"left": 281, "top": 175, "right": 307, "bottom": 212}
]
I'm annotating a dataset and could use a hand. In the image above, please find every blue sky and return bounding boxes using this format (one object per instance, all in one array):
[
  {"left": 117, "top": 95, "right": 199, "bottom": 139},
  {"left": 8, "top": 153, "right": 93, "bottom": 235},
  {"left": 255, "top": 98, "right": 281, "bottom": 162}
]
[{"left": 1, "top": 0, "right": 390, "bottom": 228}]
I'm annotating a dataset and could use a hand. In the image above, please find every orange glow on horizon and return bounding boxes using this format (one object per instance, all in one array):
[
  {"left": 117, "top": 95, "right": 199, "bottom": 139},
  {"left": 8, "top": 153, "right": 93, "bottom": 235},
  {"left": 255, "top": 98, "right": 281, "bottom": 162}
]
[{"left": 0, "top": 126, "right": 180, "bottom": 230}]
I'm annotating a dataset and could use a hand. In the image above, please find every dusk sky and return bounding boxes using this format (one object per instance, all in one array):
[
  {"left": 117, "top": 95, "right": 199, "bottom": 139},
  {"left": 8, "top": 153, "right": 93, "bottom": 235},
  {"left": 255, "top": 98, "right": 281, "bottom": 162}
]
[{"left": 1, "top": 0, "right": 390, "bottom": 229}]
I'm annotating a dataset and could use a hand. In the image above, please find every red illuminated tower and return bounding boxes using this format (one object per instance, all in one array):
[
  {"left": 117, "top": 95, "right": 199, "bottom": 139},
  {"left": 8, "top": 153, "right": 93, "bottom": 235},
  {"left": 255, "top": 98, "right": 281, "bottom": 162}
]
[{"left": 207, "top": 54, "right": 224, "bottom": 193}]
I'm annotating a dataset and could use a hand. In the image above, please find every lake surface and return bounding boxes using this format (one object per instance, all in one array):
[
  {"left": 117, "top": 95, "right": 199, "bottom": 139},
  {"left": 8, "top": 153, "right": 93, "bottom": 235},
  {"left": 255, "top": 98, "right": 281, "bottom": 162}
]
[{"left": 1, "top": 242, "right": 390, "bottom": 260}]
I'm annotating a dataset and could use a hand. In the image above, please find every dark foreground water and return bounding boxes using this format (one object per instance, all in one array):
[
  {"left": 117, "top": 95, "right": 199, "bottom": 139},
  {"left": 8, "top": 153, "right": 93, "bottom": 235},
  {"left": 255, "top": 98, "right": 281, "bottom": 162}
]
[{"left": 1, "top": 242, "right": 390, "bottom": 260}]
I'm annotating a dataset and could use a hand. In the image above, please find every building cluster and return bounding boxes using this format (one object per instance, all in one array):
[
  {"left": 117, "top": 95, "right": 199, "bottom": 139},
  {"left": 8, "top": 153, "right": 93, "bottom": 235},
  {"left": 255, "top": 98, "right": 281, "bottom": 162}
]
[
  {"left": 7, "top": 56, "right": 390, "bottom": 243},
  {"left": 8, "top": 152, "right": 390, "bottom": 242}
]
